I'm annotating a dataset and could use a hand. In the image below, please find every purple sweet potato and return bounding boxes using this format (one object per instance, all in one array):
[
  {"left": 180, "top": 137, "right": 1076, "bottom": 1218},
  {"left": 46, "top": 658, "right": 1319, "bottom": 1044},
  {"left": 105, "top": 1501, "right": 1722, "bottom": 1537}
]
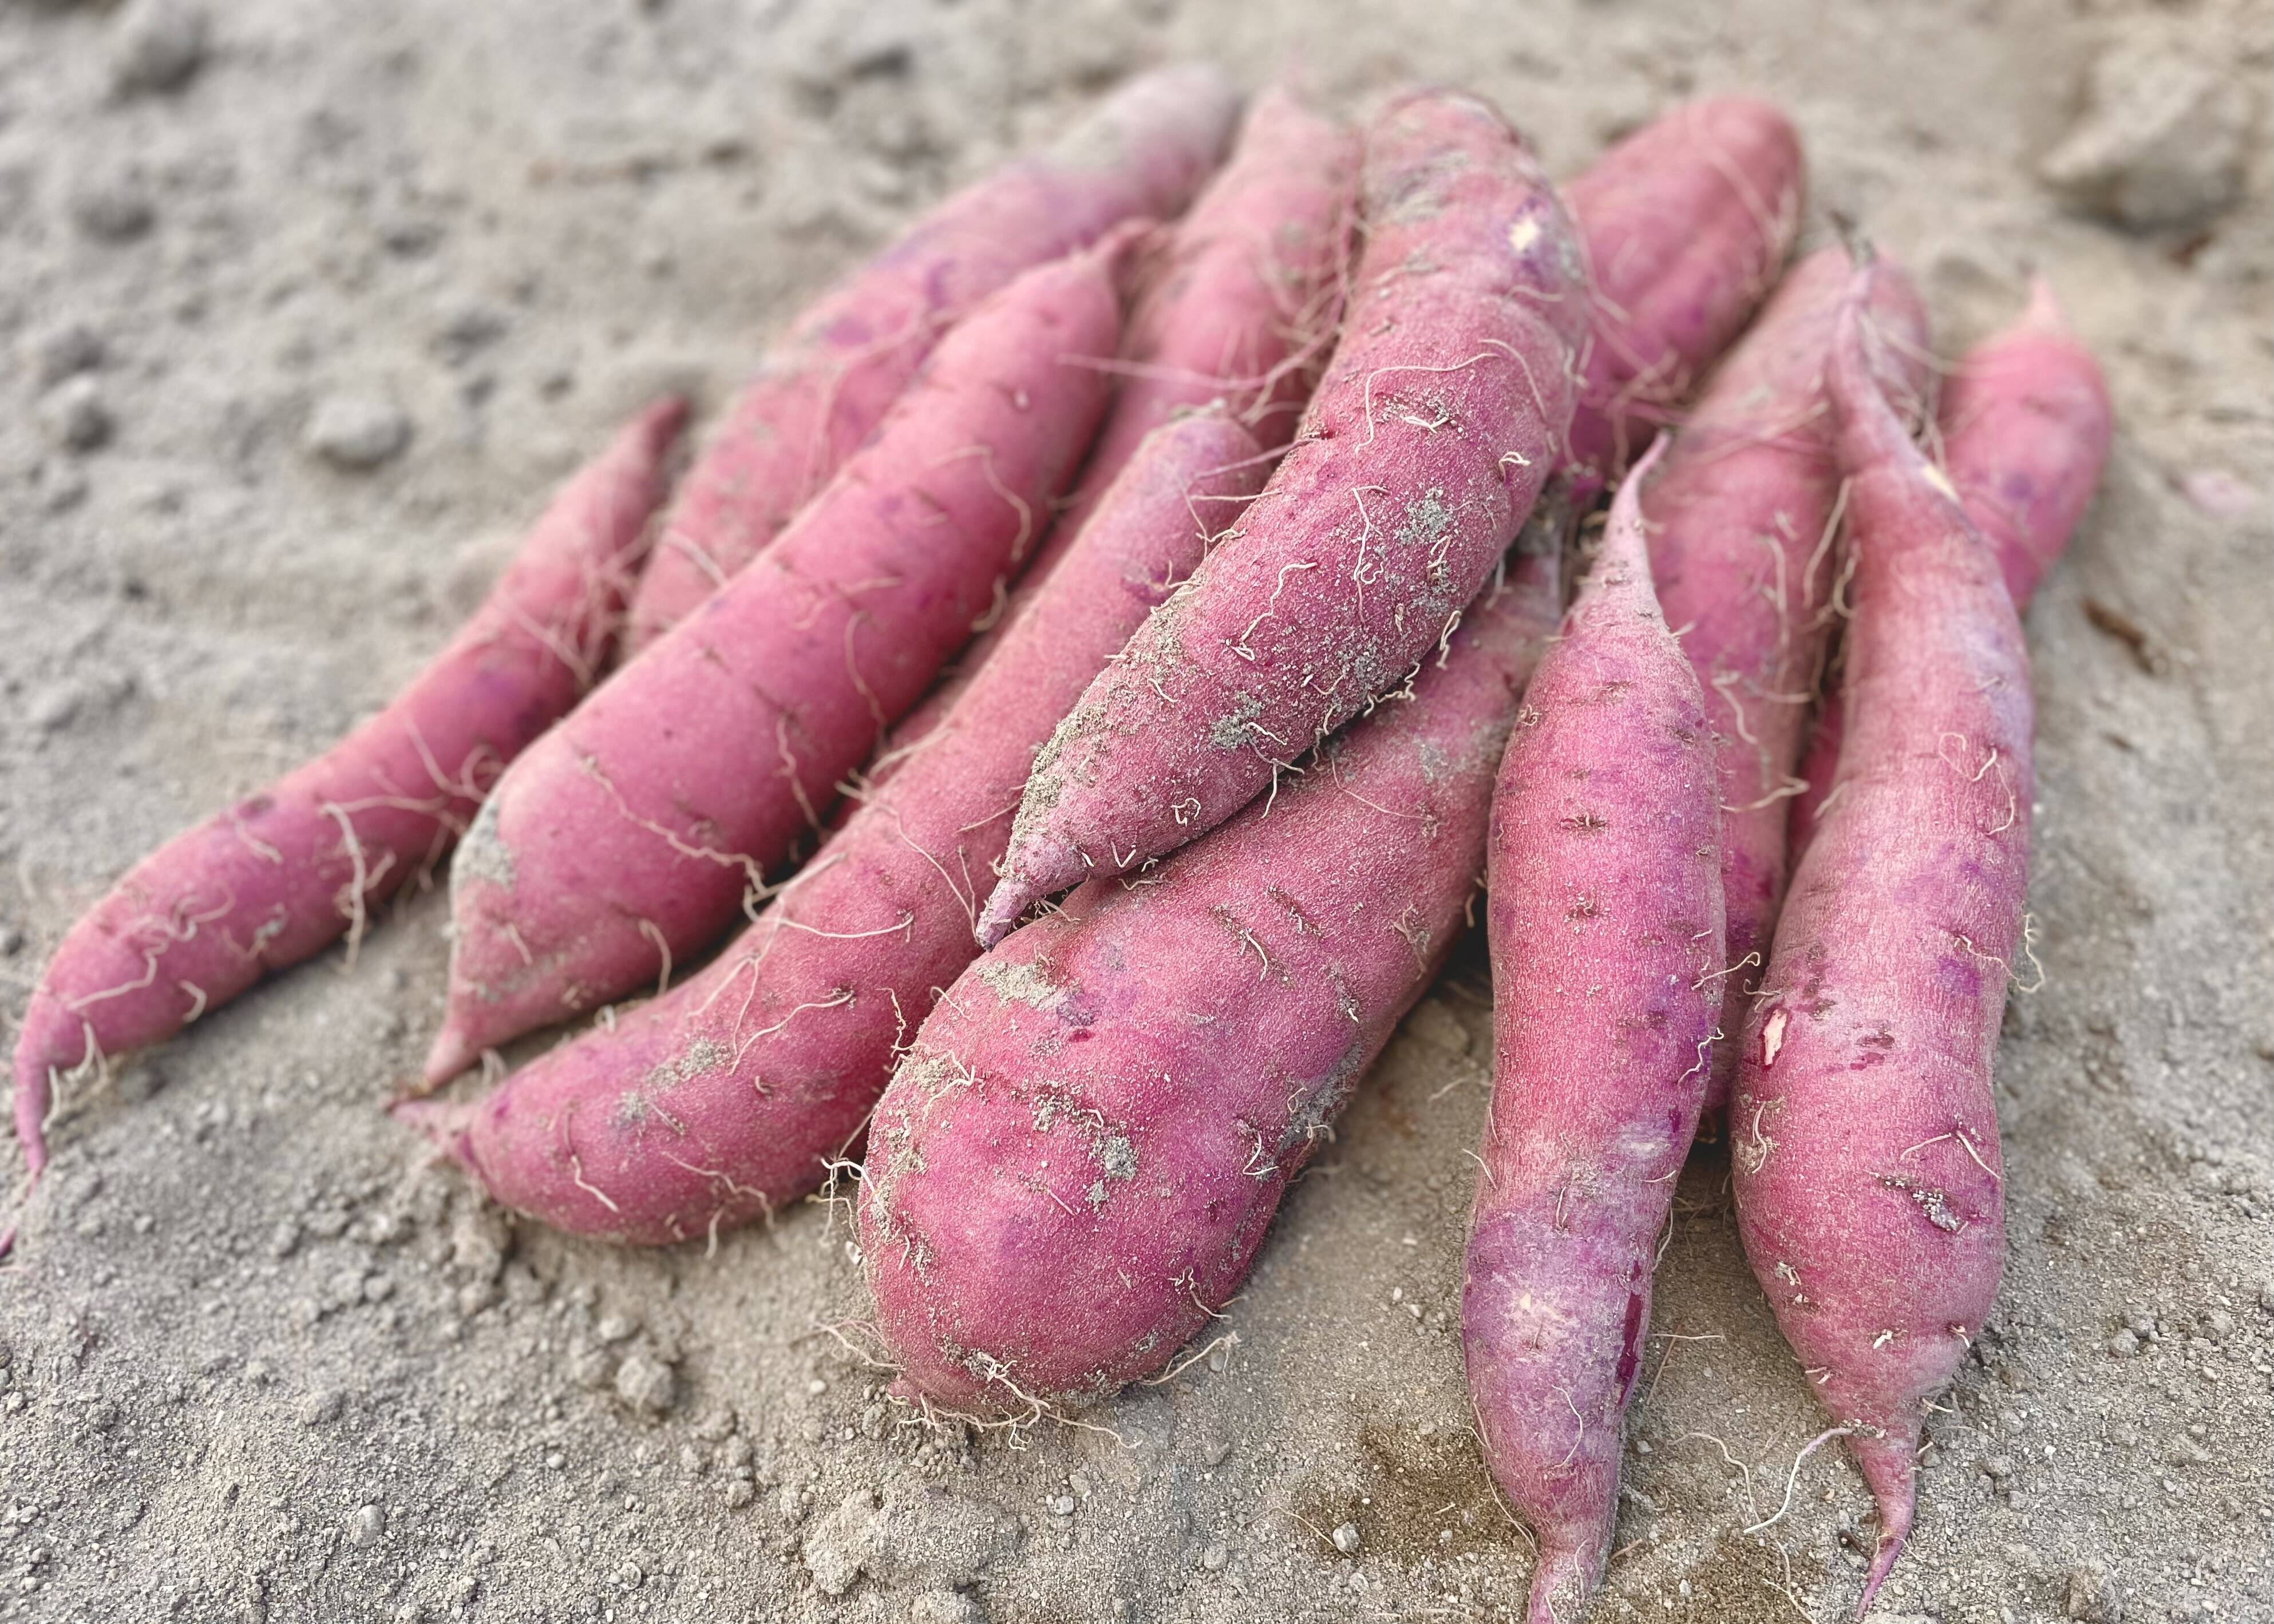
[
  {"left": 1563, "top": 97, "right": 1805, "bottom": 486},
  {"left": 858, "top": 528, "right": 1565, "bottom": 1415},
  {"left": 857, "top": 87, "right": 1358, "bottom": 793},
  {"left": 1637, "top": 245, "right": 1928, "bottom": 1110},
  {"left": 1786, "top": 278, "right": 2110, "bottom": 852},
  {"left": 1463, "top": 442, "right": 1724, "bottom": 1623},
  {"left": 8, "top": 401, "right": 686, "bottom": 1218},
  {"left": 975, "top": 89, "right": 1587, "bottom": 942},
  {"left": 426, "top": 243, "right": 1131, "bottom": 1082},
  {"left": 623, "top": 64, "right": 1237, "bottom": 651},
  {"left": 402, "top": 413, "right": 1265, "bottom": 1243},
  {"left": 1732, "top": 260, "right": 2034, "bottom": 1610}
]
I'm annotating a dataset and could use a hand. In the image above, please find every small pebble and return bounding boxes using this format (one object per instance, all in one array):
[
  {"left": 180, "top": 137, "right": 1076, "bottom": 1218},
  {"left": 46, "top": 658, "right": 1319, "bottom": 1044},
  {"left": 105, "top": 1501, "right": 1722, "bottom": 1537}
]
[
  {"left": 1331, "top": 1521, "right": 1362, "bottom": 1556},
  {"left": 24, "top": 322, "right": 105, "bottom": 386},
  {"left": 2106, "top": 1328, "right": 2141, "bottom": 1358},
  {"left": 110, "top": 2, "right": 208, "bottom": 96},
  {"left": 39, "top": 377, "right": 113, "bottom": 453},
  {"left": 347, "top": 1503, "right": 386, "bottom": 1547},
  {"left": 298, "top": 1389, "right": 344, "bottom": 1427},
  {"left": 71, "top": 183, "right": 155, "bottom": 243},
  {"left": 722, "top": 1479, "right": 755, "bottom": 1510},
  {"left": 614, "top": 1352, "right": 676, "bottom": 1415},
  {"left": 595, "top": 1313, "right": 637, "bottom": 1344},
  {"left": 305, "top": 394, "right": 411, "bottom": 470},
  {"left": 2063, "top": 1559, "right": 2122, "bottom": 1622},
  {"left": 1200, "top": 1542, "right": 1229, "bottom": 1572}
]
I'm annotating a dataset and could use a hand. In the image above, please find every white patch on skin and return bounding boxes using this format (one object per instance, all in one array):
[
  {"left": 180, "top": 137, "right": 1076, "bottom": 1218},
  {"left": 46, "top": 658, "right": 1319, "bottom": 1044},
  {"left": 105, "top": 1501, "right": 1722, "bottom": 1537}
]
[
  {"left": 978, "top": 958, "right": 1062, "bottom": 1009},
  {"left": 1762, "top": 1008, "right": 1789, "bottom": 1068},
  {"left": 1508, "top": 216, "right": 1541, "bottom": 255},
  {"left": 453, "top": 795, "right": 516, "bottom": 893}
]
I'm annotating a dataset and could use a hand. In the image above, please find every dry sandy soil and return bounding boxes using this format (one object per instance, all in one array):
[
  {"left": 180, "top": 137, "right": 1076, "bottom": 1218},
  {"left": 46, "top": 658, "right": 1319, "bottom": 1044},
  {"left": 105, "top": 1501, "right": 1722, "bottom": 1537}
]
[{"left": 1, "top": 1, "right": 2269, "bottom": 1621}]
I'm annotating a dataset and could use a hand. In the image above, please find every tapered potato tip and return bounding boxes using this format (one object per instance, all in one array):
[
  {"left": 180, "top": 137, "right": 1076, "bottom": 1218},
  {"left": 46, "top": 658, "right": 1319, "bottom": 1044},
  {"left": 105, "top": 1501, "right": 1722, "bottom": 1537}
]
[
  {"left": 1523, "top": 1539, "right": 1601, "bottom": 1624},
  {"left": 2019, "top": 274, "right": 2071, "bottom": 335},
  {"left": 1848, "top": 1422, "right": 1920, "bottom": 1618},
  {"left": 390, "top": 1095, "right": 474, "bottom": 1163},
  {"left": 421, "top": 1022, "right": 485, "bottom": 1090}
]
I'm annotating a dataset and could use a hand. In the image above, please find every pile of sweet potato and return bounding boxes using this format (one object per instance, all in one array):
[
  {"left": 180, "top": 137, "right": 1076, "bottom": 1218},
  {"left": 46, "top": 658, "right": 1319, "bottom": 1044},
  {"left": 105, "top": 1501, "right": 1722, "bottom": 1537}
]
[{"left": 8, "top": 65, "right": 2110, "bottom": 1621}]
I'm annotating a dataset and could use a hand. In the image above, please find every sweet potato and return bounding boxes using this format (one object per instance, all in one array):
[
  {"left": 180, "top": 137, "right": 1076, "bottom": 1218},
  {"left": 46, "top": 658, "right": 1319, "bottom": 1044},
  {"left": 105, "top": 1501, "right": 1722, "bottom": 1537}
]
[
  {"left": 858, "top": 524, "right": 1565, "bottom": 1415},
  {"left": 1563, "top": 97, "right": 1805, "bottom": 486},
  {"left": 1731, "top": 260, "right": 2034, "bottom": 1610},
  {"left": 1786, "top": 278, "right": 2110, "bottom": 851},
  {"left": 622, "top": 64, "right": 1237, "bottom": 652},
  {"left": 402, "top": 413, "right": 1265, "bottom": 1243},
  {"left": 1463, "top": 442, "right": 1723, "bottom": 1623},
  {"left": 425, "top": 243, "right": 1129, "bottom": 1082},
  {"left": 976, "top": 89, "right": 1586, "bottom": 942},
  {"left": 7, "top": 401, "right": 686, "bottom": 1219},
  {"left": 1637, "top": 246, "right": 1928, "bottom": 1110},
  {"left": 854, "top": 87, "right": 1358, "bottom": 799}
]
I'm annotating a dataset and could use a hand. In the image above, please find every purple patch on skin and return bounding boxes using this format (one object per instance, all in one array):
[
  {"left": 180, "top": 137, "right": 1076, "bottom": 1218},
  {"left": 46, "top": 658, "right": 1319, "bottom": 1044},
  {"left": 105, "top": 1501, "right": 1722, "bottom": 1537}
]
[{"left": 1614, "top": 1283, "right": 1647, "bottom": 1396}]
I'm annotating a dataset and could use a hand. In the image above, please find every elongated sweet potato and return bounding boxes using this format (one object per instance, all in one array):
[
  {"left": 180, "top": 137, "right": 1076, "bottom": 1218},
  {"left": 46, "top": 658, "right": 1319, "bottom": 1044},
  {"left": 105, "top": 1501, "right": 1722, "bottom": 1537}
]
[
  {"left": 426, "top": 244, "right": 1129, "bottom": 1082},
  {"left": 7, "top": 401, "right": 686, "bottom": 1222},
  {"left": 859, "top": 526, "right": 1565, "bottom": 1415},
  {"left": 622, "top": 64, "right": 1237, "bottom": 652},
  {"left": 857, "top": 87, "right": 1358, "bottom": 793},
  {"left": 1563, "top": 97, "right": 1805, "bottom": 486},
  {"left": 976, "top": 89, "right": 1586, "bottom": 942},
  {"left": 1638, "top": 246, "right": 1928, "bottom": 1109},
  {"left": 1732, "top": 260, "right": 2033, "bottom": 1611},
  {"left": 1464, "top": 442, "right": 1723, "bottom": 1623},
  {"left": 402, "top": 414, "right": 1265, "bottom": 1243},
  {"left": 1786, "top": 278, "right": 2110, "bottom": 851}
]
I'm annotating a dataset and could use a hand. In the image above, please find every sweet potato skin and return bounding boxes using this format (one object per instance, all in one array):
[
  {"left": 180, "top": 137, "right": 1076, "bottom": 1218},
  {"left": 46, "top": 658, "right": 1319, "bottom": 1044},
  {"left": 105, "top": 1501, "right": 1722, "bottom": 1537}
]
[
  {"left": 623, "top": 64, "right": 1238, "bottom": 651},
  {"left": 1563, "top": 97, "right": 1805, "bottom": 485},
  {"left": 428, "top": 247, "right": 1128, "bottom": 1080},
  {"left": 859, "top": 531, "right": 1564, "bottom": 1415},
  {"left": 1786, "top": 278, "right": 2109, "bottom": 852},
  {"left": 1464, "top": 444, "right": 1723, "bottom": 1623},
  {"left": 1731, "top": 262, "right": 2033, "bottom": 1611},
  {"left": 1638, "top": 247, "right": 1928, "bottom": 1109},
  {"left": 405, "top": 414, "right": 1265, "bottom": 1243},
  {"left": 976, "top": 89, "right": 1586, "bottom": 940},
  {"left": 8, "top": 401, "right": 685, "bottom": 1202},
  {"left": 1942, "top": 279, "right": 2113, "bottom": 607}
]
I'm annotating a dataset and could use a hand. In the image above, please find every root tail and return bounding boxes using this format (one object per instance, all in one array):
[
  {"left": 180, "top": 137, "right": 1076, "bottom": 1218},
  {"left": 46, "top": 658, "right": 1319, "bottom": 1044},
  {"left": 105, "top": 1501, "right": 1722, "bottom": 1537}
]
[
  {"left": 390, "top": 1095, "right": 477, "bottom": 1167},
  {"left": 1846, "top": 1421, "right": 1920, "bottom": 1618}
]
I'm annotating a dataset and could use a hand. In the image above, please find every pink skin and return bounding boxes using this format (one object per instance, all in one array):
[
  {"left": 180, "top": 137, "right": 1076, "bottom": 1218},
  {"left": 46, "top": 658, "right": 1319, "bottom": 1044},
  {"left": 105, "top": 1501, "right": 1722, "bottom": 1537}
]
[
  {"left": 976, "top": 90, "right": 1588, "bottom": 942},
  {"left": 1731, "top": 261, "right": 2033, "bottom": 1615},
  {"left": 427, "top": 244, "right": 1132, "bottom": 1083},
  {"left": 859, "top": 538, "right": 1563, "bottom": 1415},
  {"left": 1787, "top": 278, "right": 2110, "bottom": 853},
  {"left": 1638, "top": 247, "right": 1929, "bottom": 1112},
  {"left": 865, "top": 88, "right": 1359, "bottom": 792},
  {"left": 623, "top": 64, "right": 1238, "bottom": 653},
  {"left": 6, "top": 401, "right": 686, "bottom": 1230},
  {"left": 1563, "top": 97, "right": 1806, "bottom": 488},
  {"left": 401, "top": 415, "right": 1265, "bottom": 1244},
  {"left": 1463, "top": 441, "right": 1725, "bottom": 1624}
]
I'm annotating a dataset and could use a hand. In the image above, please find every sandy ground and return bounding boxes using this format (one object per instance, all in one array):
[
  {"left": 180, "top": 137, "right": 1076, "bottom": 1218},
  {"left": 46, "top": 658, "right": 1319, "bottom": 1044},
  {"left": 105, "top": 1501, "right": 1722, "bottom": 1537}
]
[{"left": 1, "top": 1, "right": 2269, "bottom": 1620}]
